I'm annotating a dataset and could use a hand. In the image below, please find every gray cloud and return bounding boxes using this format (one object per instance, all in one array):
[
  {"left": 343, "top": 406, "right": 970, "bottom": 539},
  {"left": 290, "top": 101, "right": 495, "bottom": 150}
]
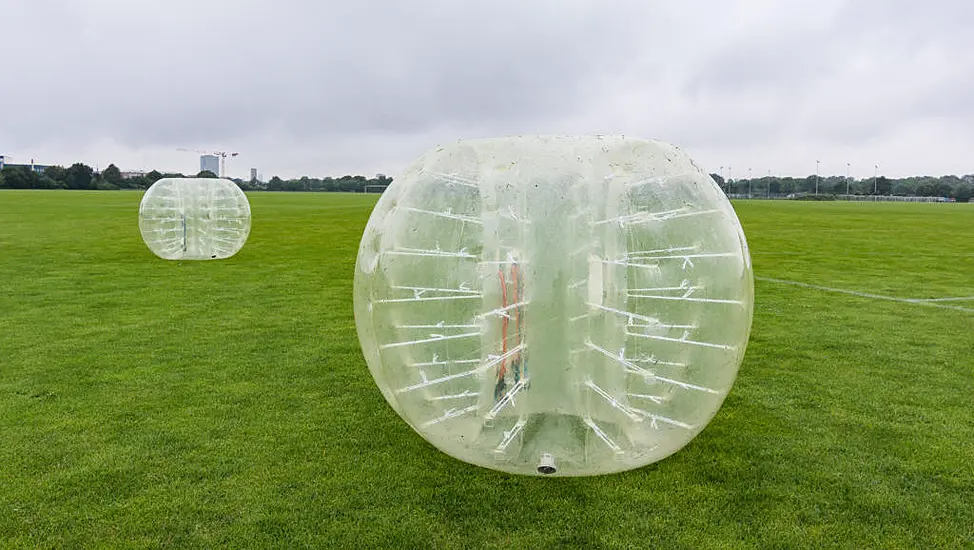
[{"left": 1, "top": 0, "right": 973, "bottom": 179}]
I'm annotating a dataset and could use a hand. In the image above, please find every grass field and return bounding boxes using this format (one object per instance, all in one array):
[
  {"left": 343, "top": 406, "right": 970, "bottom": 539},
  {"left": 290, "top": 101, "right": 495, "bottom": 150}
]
[{"left": 1, "top": 191, "right": 972, "bottom": 548}]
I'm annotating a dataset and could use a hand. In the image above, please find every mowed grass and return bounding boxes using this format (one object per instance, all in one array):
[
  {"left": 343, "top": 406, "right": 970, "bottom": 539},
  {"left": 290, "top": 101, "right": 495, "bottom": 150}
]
[{"left": 1, "top": 191, "right": 972, "bottom": 548}]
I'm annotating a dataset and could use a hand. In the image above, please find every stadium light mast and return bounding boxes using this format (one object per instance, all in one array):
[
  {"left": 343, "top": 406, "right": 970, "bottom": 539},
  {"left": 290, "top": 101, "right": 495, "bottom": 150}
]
[
  {"left": 846, "top": 162, "right": 851, "bottom": 196},
  {"left": 747, "top": 168, "right": 752, "bottom": 198},
  {"left": 815, "top": 160, "right": 820, "bottom": 194},
  {"left": 767, "top": 169, "right": 771, "bottom": 198},
  {"left": 873, "top": 164, "right": 879, "bottom": 194}
]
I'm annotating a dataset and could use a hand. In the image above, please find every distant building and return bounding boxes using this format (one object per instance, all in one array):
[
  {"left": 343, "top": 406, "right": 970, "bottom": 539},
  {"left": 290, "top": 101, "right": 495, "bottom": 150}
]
[
  {"left": 200, "top": 154, "right": 220, "bottom": 176},
  {"left": 250, "top": 167, "right": 259, "bottom": 182},
  {"left": 120, "top": 170, "right": 146, "bottom": 179},
  {"left": 0, "top": 156, "right": 50, "bottom": 174}
]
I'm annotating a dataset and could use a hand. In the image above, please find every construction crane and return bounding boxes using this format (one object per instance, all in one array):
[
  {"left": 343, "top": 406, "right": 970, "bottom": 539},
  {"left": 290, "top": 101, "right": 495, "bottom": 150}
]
[{"left": 176, "top": 148, "right": 239, "bottom": 178}]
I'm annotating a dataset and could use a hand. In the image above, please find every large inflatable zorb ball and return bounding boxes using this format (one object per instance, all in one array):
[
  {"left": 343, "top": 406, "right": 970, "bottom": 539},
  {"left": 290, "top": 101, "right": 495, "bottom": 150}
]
[
  {"left": 354, "top": 135, "right": 753, "bottom": 476},
  {"left": 138, "top": 177, "right": 251, "bottom": 260}
]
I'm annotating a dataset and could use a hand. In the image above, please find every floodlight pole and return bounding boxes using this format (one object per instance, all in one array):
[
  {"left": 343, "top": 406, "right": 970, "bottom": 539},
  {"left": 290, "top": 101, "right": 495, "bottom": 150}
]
[
  {"left": 748, "top": 168, "right": 752, "bottom": 198},
  {"left": 815, "top": 160, "right": 820, "bottom": 194},
  {"left": 846, "top": 162, "right": 851, "bottom": 196},
  {"left": 873, "top": 164, "right": 878, "bottom": 194},
  {"left": 767, "top": 169, "right": 771, "bottom": 198}
]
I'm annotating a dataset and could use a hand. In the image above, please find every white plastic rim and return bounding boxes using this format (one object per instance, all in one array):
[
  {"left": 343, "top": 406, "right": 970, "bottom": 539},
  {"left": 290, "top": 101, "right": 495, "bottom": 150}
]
[
  {"left": 138, "top": 177, "right": 251, "bottom": 260},
  {"left": 354, "top": 135, "right": 754, "bottom": 476}
]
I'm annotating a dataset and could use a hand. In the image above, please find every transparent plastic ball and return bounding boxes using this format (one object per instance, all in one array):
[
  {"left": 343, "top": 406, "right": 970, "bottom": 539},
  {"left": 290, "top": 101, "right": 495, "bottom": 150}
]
[
  {"left": 354, "top": 136, "right": 753, "bottom": 476},
  {"left": 138, "top": 177, "right": 251, "bottom": 260}
]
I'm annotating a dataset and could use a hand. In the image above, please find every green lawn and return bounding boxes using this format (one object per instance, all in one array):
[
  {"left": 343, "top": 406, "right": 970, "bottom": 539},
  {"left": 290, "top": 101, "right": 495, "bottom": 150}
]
[{"left": 1, "top": 191, "right": 972, "bottom": 548}]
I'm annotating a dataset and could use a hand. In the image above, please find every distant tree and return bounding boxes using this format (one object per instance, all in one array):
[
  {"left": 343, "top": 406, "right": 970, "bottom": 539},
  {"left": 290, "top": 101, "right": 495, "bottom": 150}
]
[
  {"left": 281, "top": 176, "right": 310, "bottom": 192},
  {"left": 932, "top": 181, "right": 952, "bottom": 197},
  {"left": 892, "top": 179, "right": 918, "bottom": 196},
  {"left": 124, "top": 175, "right": 149, "bottom": 189},
  {"left": 941, "top": 175, "right": 964, "bottom": 189},
  {"left": 778, "top": 178, "right": 797, "bottom": 195},
  {"left": 266, "top": 176, "right": 284, "bottom": 191},
  {"left": 829, "top": 179, "right": 847, "bottom": 195},
  {"left": 353, "top": 175, "right": 367, "bottom": 192},
  {"left": 802, "top": 175, "right": 820, "bottom": 193},
  {"left": 102, "top": 164, "right": 123, "bottom": 186},
  {"left": 291, "top": 177, "right": 310, "bottom": 191},
  {"left": 849, "top": 179, "right": 869, "bottom": 195},
  {"left": 43, "top": 165, "right": 67, "bottom": 187},
  {"left": 36, "top": 175, "right": 59, "bottom": 189},
  {"left": 952, "top": 182, "right": 974, "bottom": 203},
  {"left": 914, "top": 178, "right": 950, "bottom": 197},
  {"left": 75, "top": 164, "right": 974, "bottom": 200},
  {"left": 873, "top": 176, "right": 892, "bottom": 195},
  {"left": 0, "top": 171, "right": 5, "bottom": 188},
  {"left": 333, "top": 175, "right": 368, "bottom": 192},
  {"left": 64, "top": 163, "right": 94, "bottom": 190},
  {"left": 1, "top": 166, "right": 38, "bottom": 189}
]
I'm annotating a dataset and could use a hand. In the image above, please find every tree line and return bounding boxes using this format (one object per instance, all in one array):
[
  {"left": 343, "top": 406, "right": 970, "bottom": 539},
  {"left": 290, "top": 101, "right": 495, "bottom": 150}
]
[
  {"left": 0, "top": 162, "right": 393, "bottom": 193},
  {"left": 710, "top": 173, "right": 974, "bottom": 202},
  {"left": 1, "top": 160, "right": 972, "bottom": 201}
]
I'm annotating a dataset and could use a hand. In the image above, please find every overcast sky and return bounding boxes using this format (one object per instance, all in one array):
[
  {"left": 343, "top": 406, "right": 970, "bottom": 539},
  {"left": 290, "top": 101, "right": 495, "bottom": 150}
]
[{"left": 1, "top": 0, "right": 972, "bottom": 180}]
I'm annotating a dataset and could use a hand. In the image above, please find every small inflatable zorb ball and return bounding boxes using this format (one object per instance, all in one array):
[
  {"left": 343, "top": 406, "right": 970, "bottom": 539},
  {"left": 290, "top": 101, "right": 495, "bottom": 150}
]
[
  {"left": 354, "top": 135, "right": 753, "bottom": 476},
  {"left": 138, "top": 177, "right": 251, "bottom": 260}
]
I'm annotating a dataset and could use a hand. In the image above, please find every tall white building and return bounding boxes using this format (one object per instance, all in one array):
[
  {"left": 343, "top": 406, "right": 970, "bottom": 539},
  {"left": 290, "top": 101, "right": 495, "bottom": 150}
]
[
  {"left": 200, "top": 154, "right": 220, "bottom": 176},
  {"left": 250, "top": 168, "right": 259, "bottom": 182}
]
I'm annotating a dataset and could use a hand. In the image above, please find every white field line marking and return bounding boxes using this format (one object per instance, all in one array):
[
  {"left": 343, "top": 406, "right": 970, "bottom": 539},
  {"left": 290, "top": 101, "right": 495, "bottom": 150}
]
[{"left": 757, "top": 277, "right": 974, "bottom": 314}]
